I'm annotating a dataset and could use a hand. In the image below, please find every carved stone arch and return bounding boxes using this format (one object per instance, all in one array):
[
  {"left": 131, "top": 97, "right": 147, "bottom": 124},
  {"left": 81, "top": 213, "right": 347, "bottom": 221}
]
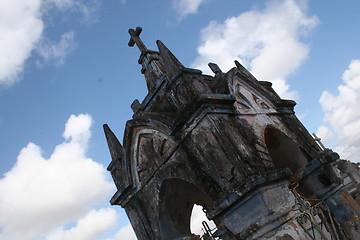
[
  {"left": 123, "top": 118, "right": 177, "bottom": 190},
  {"left": 264, "top": 125, "right": 310, "bottom": 174},
  {"left": 159, "top": 178, "right": 214, "bottom": 239}
]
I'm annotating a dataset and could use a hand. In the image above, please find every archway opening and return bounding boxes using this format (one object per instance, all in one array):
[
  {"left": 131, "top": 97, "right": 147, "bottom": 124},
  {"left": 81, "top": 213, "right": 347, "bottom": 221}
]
[
  {"left": 265, "top": 126, "right": 309, "bottom": 174},
  {"left": 190, "top": 204, "right": 216, "bottom": 236},
  {"left": 159, "top": 178, "right": 214, "bottom": 239}
]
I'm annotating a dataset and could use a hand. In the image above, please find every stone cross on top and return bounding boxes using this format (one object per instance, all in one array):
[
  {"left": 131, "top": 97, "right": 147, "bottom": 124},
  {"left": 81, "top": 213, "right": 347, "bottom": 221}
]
[{"left": 128, "top": 27, "right": 147, "bottom": 52}]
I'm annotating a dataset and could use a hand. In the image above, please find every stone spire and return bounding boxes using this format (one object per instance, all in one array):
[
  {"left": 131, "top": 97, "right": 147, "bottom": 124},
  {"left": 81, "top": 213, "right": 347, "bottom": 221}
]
[
  {"left": 103, "top": 123, "right": 133, "bottom": 197},
  {"left": 103, "top": 124, "right": 123, "bottom": 162},
  {"left": 156, "top": 40, "right": 185, "bottom": 81},
  {"left": 128, "top": 27, "right": 164, "bottom": 92}
]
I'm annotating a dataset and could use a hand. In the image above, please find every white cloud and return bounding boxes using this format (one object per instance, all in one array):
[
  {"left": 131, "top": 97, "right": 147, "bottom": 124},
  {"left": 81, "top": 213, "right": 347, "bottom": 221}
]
[
  {"left": 36, "top": 31, "right": 76, "bottom": 67},
  {"left": 112, "top": 223, "right": 137, "bottom": 240},
  {"left": 316, "top": 125, "right": 334, "bottom": 144},
  {"left": 172, "top": 0, "right": 206, "bottom": 19},
  {"left": 45, "top": 208, "right": 118, "bottom": 240},
  {"left": 192, "top": 0, "right": 318, "bottom": 99},
  {"left": 0, "top": 0, "right": 100, "bottom": 87},
  {"left": 0, "top": 0, "right": 43, "bottom": 86},
  {"left": 319, "top": 60, "right": 360, "bottom": 162},
  {"left": 43, "top": 0, "right": 101, "bottom": 24},
  {"left": 0, "top": 114, "right": 115, "bottom": 240},
  {"left": 63, "top": 113, "right": 92, "bottom": 143}
]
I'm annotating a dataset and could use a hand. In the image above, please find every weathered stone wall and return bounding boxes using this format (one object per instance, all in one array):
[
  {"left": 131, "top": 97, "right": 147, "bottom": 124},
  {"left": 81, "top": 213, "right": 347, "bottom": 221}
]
[{"left": 105, "top": 28, "right": 360, "bottom": 240}]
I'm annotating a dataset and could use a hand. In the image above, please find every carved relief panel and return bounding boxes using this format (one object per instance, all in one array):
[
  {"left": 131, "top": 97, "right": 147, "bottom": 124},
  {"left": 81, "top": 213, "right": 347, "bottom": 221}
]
[
  {"left": 131, "top": 129, "right": 176, "bottom": 187},
  {"left": 230, "top": 78, "right": 276, "bottom": 114}
]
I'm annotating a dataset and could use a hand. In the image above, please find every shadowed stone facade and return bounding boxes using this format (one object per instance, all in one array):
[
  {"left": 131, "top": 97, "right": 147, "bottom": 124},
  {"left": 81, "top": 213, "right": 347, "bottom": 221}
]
[{"left": 104, "top": 27, "right": 360, "bottom": 240}]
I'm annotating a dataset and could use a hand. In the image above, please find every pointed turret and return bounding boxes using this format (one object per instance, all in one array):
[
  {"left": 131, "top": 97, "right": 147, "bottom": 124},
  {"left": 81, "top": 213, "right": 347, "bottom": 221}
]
[
  {"left": 156, "top": 40, "right": 185, "bottom": 81},
  {"left": 104, "top": 124, "right": 133, "bottom": 199},
  {"left": 234, "top": 60, "right": 256, "bottom": 82},
  {"left": 208, "top": 62, "right": 223, "bottom": 77},
  {"left": 103, "top": 124, "right": 124, "bottom": 163}
]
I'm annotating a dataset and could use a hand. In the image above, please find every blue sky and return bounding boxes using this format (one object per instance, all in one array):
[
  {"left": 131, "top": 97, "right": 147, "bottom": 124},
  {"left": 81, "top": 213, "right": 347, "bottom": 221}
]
[{"left": 0, "top": 0, "right": 360, "bottom": 239}]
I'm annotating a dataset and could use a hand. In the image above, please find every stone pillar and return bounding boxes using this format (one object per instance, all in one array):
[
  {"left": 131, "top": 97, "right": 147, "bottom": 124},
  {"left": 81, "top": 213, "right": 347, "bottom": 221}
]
[{"left": 207, "top": 171, "right": 308, "bottom": 239}]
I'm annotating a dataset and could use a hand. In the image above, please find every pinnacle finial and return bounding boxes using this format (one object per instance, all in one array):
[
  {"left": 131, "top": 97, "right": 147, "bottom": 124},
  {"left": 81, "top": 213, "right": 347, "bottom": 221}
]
[
  {"left": 234, "top": 60, "right": 256, "bottom": 81},
  {"left": 128, "top": 27, "right": 147, "bottom": 52},
  {"left": 156, "top": 40, "right": 184, "bottom": 80},
  {"left": 208, "top": 63, "right": 223, "bottom": 77},
  {"left": 103, "top": 124, "right": 124, "bottom": 163}
]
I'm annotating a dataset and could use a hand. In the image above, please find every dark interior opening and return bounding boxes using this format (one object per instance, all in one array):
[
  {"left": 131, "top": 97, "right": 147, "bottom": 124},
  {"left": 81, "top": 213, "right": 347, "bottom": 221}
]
[
  {"left": 265, "top": 126, "right": 309, "bottom": 174},
  {"left": 159, "top": 178, "right": 213, "bottom": 239}
]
